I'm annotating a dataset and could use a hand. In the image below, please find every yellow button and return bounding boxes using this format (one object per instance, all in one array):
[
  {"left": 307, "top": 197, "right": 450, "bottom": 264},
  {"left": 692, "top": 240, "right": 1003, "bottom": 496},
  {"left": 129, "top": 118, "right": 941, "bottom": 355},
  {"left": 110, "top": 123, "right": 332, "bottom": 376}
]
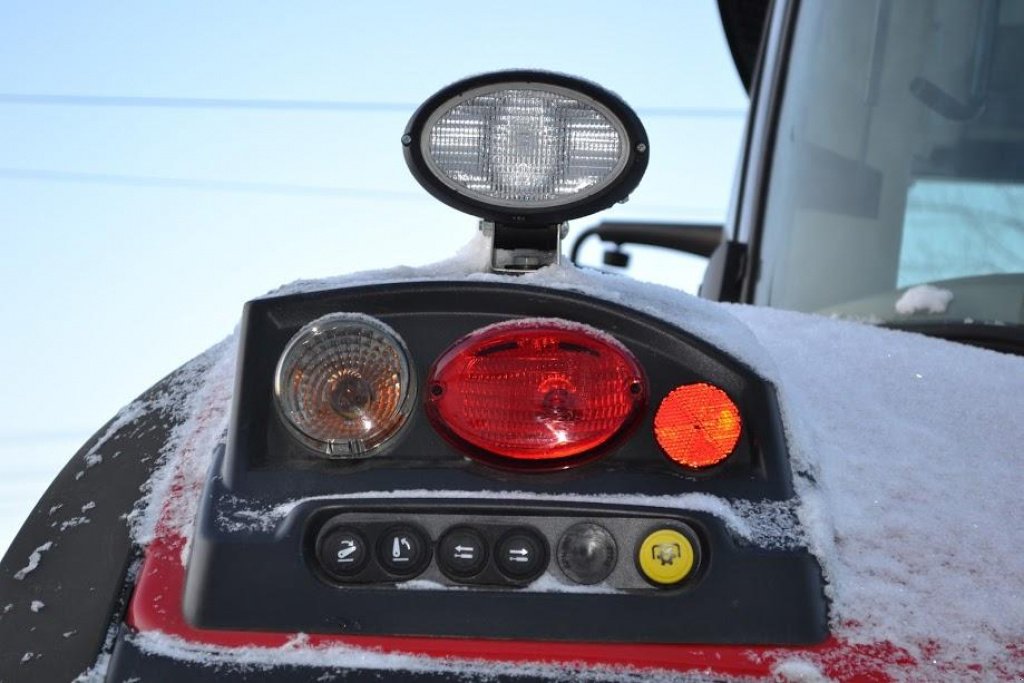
[{"left": 637, "top": 528, "right": 696, "bottom": 586}]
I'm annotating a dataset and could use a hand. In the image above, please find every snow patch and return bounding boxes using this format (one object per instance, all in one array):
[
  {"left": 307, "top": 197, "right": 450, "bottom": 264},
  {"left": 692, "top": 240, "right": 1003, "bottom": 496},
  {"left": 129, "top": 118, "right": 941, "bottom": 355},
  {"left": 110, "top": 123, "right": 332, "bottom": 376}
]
[
  {"left": 730, "top": 304, "right": 1024, "bottom": 671},
  {"left": 394, "top": 579, "right": 465, "bottom": 591},
  {"left": 894, "top": 284, "right": 954, "bottom": 315},
  {"left": 30, "top": 600, "right": 44, "bottom": 613},
  {"left": 131, "top": 631, "right": 720, "bottom": 682},
  {"left": 390, "top": 573, "right": 621, "bottom": 595},
  {"left": 770, "top": 660, "right": 829, "bottom": 682},
  {"left": 58, "top": 516, "right": 90, "bottom": 532},
  {"left": 527, "top": 573, "right": 620, "bottom": 594},
  {"left": 13, "top": 541, "right": 53, "bottom": 580},
  {"left": 71, "top": 652, "right": 110, "bottom": 683},
  {"left": 125, "top": 336, "right": 238, "bottom": 558}
]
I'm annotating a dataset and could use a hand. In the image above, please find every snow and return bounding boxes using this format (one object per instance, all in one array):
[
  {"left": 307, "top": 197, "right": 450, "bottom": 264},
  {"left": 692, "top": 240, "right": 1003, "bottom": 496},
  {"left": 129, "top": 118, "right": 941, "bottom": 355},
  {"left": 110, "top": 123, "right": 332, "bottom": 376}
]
[
  {"left": 12, "top": 541, "right": 53, "bottom": 580},
  {"left": 57, "top": 516, "right": 90, "bottom": 531},
  {"left": 71, "top": 652, "right": 110, "bottom": 683},
  {"left": 730, "top": 304, "right": 1024, "bottom": 671},
  {"left": 389, "top": 573, "right": 621, "bottom": 595},
  {"left": 104, "top": 236, "right": 1024, "bottom": 679},
  {"left": 129, "top": 631, "right": 713, "bottom": 683},
  {"left": 894, "top": 284, "right": 954, "bottom": 315},
  {"left": 770, "top": 660, "right": 828, "bottom": 682}
]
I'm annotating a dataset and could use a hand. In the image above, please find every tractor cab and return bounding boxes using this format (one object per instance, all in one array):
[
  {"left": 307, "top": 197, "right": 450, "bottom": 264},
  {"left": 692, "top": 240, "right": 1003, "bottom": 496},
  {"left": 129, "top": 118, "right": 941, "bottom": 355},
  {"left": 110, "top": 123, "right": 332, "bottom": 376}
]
[
  {"left": 586, "top": 0, "right": 1024, "bottom": 355},
  {"left": 2, "top": 2, "right": 1023, "bottom": 682}
]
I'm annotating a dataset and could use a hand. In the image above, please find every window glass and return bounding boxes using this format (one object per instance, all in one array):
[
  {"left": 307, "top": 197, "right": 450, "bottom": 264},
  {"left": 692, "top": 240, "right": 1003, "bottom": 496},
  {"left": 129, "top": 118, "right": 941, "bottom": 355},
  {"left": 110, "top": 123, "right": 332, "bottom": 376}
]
[{"left": 757, "top": 0, "right": 1024, "bottom": 325}]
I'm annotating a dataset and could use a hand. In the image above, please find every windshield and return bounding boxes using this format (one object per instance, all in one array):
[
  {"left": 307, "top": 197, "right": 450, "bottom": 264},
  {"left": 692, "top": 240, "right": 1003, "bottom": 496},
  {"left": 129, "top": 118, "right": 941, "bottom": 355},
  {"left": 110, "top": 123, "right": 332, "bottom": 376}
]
[{"left": 756, "top": 0, "right": 1024, "bottom": 327}]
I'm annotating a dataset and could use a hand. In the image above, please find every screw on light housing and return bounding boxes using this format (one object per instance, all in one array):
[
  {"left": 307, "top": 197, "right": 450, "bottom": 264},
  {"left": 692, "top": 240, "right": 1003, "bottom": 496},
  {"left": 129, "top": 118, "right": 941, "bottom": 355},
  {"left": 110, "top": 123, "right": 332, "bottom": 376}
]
[{"left": 274, "top": 313, "right": 415, "bottom": 458}]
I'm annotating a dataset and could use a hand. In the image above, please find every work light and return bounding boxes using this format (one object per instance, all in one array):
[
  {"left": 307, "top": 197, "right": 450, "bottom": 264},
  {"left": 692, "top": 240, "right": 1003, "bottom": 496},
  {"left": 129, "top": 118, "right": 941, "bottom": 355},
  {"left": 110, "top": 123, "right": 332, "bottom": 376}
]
[{"left": 403, "top": 70, "right": 649, "bottom": 226}]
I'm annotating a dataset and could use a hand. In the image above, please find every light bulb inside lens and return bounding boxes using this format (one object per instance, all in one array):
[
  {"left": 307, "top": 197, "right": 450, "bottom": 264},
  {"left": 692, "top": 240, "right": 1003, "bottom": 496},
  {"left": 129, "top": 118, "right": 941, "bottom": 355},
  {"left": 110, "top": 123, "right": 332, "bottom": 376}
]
[{"left": 274, "top": 314, "right": 414, "bottom": 458}]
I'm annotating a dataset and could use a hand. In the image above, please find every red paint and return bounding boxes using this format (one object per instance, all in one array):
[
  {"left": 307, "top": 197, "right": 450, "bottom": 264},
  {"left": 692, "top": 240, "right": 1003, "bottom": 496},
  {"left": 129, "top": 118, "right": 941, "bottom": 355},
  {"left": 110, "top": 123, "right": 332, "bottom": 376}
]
[{"left": 127, "top": 531, "right": 912, "bottom": 680}]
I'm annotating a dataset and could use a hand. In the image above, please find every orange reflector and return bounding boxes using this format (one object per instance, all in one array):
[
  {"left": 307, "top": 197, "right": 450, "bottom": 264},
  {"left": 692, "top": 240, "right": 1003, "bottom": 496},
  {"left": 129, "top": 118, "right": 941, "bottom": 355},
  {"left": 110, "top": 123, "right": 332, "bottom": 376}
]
[{"left": 654, "top": 383, "right": 741, "bottom": 468}]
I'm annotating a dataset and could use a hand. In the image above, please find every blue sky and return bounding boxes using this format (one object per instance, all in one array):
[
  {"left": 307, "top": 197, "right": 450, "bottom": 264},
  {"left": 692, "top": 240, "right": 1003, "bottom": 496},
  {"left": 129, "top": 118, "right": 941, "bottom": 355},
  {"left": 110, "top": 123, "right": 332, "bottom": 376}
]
[{"left": 0, "top": 1, "right": 747, "bottom": 551}]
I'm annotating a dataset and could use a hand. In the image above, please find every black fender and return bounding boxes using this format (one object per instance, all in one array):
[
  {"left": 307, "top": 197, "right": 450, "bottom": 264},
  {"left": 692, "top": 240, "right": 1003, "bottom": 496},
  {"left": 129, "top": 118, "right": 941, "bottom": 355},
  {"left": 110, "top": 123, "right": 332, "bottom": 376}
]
[{"left": 0, "top": 364, "right": 198, "bottom": 682}]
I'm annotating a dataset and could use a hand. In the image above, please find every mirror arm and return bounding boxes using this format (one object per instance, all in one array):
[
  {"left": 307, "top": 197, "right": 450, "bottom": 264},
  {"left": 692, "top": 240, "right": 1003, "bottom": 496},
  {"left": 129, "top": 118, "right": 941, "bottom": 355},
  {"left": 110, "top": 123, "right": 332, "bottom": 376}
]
[{"left": 569, "top": 221, "right": 724, "bottom": 266}]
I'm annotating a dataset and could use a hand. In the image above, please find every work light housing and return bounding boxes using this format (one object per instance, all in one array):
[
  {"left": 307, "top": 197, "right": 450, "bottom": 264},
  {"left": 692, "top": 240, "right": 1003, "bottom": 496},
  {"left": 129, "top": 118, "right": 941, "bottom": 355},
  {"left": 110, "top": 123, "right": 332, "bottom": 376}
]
[{"left": 402, "top": 70, "right": 649, "bottom": 226}]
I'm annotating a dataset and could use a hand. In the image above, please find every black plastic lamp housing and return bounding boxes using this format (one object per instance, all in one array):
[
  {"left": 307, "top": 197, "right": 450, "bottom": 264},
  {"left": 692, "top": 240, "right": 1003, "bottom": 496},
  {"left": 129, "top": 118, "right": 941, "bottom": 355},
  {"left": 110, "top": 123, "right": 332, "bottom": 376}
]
[{"left": 403, "top": 70, "right": 649, "bottom": 227}]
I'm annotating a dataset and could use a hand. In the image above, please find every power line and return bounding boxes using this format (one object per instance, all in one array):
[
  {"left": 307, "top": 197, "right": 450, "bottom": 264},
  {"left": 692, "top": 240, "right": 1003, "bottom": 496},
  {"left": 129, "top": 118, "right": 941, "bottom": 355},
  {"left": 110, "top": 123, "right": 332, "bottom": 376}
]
[
  {"left": 0, "top": 167, "right": 426, "bottom": 200},
  {"left": 0, "top": 167, "right": 726, "bottom": 217},
  {"left": 0, "top": 93, "right": 746, "bottom": 119},
  {"left": 0, "top": 93, "right": 414, "bottom": 113}
]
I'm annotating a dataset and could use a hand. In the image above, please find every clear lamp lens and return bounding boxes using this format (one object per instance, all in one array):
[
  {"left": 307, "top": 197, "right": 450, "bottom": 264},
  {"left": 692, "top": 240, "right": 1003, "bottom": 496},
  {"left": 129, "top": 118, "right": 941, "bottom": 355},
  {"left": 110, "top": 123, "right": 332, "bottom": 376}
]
[
  {"left": 274, "top": 314, "right": 414, "bottom": 458},
  {"left": 425, "top": 86, "right": 627, "bottom": 208}
]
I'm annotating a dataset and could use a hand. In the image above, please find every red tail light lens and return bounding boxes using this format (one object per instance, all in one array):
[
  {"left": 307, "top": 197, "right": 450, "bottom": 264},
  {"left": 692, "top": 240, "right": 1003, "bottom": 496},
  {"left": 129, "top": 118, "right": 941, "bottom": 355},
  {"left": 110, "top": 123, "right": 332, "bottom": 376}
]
[{"left": 427, "top": 319, "right": 645, "bottom": 464}]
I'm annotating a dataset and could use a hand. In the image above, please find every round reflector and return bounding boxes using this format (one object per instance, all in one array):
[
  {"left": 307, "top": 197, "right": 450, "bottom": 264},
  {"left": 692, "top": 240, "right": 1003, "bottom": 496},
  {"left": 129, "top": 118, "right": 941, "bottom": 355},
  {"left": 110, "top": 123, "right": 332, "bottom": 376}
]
[
  {"left": 427, "top": 319, "right": 645, "bottom": 465},
  {"left": 653, "top": 383, "right": 741, "bottom": 468},
  {"left": 274, "top": 314, "right": 415, "bottom": 458}
]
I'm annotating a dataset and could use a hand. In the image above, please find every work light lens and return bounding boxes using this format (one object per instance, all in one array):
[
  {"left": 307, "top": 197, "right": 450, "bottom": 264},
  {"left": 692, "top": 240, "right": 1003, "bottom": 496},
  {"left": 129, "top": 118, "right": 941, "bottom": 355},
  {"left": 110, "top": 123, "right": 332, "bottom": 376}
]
[
  {"left": 425, "top": 86, "right": 627, "bottom": 208},
  {"left": 274, "top": 314, "right": 414, "bottom": 458}
]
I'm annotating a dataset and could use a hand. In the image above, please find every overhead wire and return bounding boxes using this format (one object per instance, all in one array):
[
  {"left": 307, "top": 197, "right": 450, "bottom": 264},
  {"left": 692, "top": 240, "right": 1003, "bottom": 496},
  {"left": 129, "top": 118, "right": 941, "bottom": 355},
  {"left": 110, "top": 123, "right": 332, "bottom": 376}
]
[
  {"left": 0, "top": 167, "right": 426, "bottom": 200},
  {"left": 0, "top": 93, "right": 746, "bottom": 119},
  {"left": 0, "top": 93, "right": 745, "bottom": 198}
]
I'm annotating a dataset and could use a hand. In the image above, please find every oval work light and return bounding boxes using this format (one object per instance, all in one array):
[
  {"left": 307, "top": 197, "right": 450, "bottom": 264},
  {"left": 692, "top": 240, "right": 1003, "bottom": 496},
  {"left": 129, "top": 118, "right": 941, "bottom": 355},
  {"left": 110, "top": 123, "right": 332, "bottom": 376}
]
[{"left": 403, "top": 70, "right": 649, "bottom": 226}]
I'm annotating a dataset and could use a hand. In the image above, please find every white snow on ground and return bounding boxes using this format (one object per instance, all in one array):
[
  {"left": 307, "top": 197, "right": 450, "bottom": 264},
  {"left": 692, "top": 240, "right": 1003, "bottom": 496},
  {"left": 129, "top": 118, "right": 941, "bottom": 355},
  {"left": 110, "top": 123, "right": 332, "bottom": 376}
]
[
  {"left": 87, "top": 236, "right": 1023, "bottom": 680},
  {"left": 894, "top": 284, "right": 954, "bottom": 314}
]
